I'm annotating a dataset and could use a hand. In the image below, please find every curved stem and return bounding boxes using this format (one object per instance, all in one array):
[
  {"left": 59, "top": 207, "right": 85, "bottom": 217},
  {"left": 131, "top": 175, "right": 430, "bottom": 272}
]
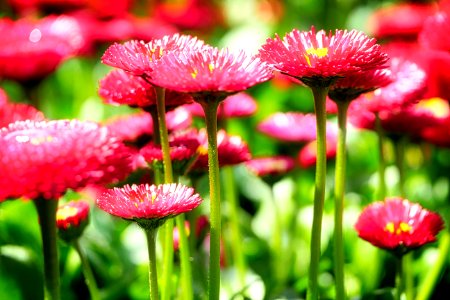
[
  {"left": 334, "top": 101, "right": 349, "bottom": 300},
  {"left": 200, "top": 100, "right": 221, "bottom": 300},
  {"left": 73, "top": 239, "right": 100, "bottom": 300},
  {"left": 175, "top": 214, "right": 193, "bottom": 300},
  {"left": 416, "top": 230, "right": 450, "bottom": 300},
  {"left": 34, "top": 198, "right": 60, "bottom": 300},
  {"left": 375, "top": 113, "right": 387, "bottom": 200},
  {"left": 307, "top": 86, "right": 329, "bottom": 300},
  {"left": 223, "top": 166, "right": 246, "bottom": 286},
  {"left": 146, "top": 228, "right": 159, "bottom": 300}
]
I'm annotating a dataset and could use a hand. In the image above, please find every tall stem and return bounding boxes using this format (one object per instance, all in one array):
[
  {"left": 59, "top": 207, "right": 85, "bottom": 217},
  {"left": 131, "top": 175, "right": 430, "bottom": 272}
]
[
  {"left": 175, "top": 213, "right": 193, "bottom": 300},
  {"left": 200, "top": 99, "right": 221, "bottom": 300},
  {"left": 395, "top": 256, "right": 404, "bottom": 300},
  {"left": 223, "top": 166, "right": 246, "bottom": 286},
  {"left": 73, "top": 239, "right": 100, "bottom": 300},
  {"left": 161, "top": 219, "right": 174, "bottom": 300},
  {"left": 307, "top": 86, "right": 329, "bottom": 300},
  {"left": 334, "top": 101, "right": 349, "bottom": 300},
  {"left": 146, "top": 228, "right": 159, "bottom": 300},
  {"left": 375, "top": 113, "right": 387, "bottom": 199},
  {"left": 34, "top": 198, "right": 60, "bottom": 300}
]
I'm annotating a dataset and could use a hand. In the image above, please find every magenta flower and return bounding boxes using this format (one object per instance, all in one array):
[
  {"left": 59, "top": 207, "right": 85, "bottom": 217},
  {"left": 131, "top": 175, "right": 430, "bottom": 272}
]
[
  {"left": 0, "top": 101, "right": 46, "bottom": 128},
  {"left": 96, "top": 183, "right": 202, "bottom": 229},
  {"left": 259, "top": 27, "right": 388, "bottom": 87},
  {"left": 298, "top": 138, "right": 337, "bottom": 169},
  {"left": 420, "top": 10, "right": 450, "bottom": 52},
  {"left": 150, "top": 46, "right": 273, "bottom": 94},
  {"left": 245, "top": 156, "right": 295, "bottom": 177},
  {"left": 355, "top": 197, "right": 444, "bottom": 256},
  {"left": 99, "top": 69, "right": 193, "bottom": 108},
  {"left": 257, "top": 112, "right": 336, "bottom": 143},
  {"left": 0, "top": 120, "right": 133, "bottom": 201},
  {"left": 101, "top": 33, "right": 205, "bottom": 77}
]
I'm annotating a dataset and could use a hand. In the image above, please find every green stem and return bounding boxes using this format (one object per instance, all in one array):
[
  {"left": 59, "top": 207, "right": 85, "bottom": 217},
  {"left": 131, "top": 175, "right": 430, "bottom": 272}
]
[
  {"left": 334, "top": 101, "right": 349, "bottom": 300},
  {"left": 161, "top": 219, "right": 174, "bottom": 300},
  {"left": 395, "top": 256, "right": 404, "bottom": 300},
  {"left": 307, "top": 86, "right": 329, "bottom": 300},
  {"left": 416, "top": 230, "right": 450, "bottom": 300},
  {"left": 223, "top": 166, "right": 246, "bottom": 286},
  {"left": 269, "top": 183, "right": 285, "bottom": 287},
  {"left": 375, "top": 113, "right": 387, "bottom": 200},
  {"left": 73, "top": 239, "right": 100, "bottom": 300},
  {"left": 34, "top": 198, "right": 60, "bottom": 300},
  {"left": 175, "top": 214, "right": 193, "bottom": 300},
  {"left": 146, "top": 228, "right": 159, "bottom": 300},
  {"left": 200, "top": 99, "right": 221, "bottom": 300}
]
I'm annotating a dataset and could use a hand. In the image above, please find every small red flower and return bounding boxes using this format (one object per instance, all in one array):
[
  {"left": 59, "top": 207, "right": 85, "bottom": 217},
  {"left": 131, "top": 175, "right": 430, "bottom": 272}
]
[
  {"left": 0, "top": 102, "right": 46, "bottom": 128},
  {"left": 56, "top": 200, "right": 90, "bottom": 242},
  {"left": 0, "top": 120, "right": 133, "bottom": 201},
  {"left": 355, "top": 197, "right": 445, "bottom": 256},
  {"left": 259, "top": 27, "right": 388, "bottom": 87},
  {"left": 99, "top": 69, "right": 193, "bottom": 108},
  {"left": 96, "top": 183, "right": 202, "bottom": 230},
  {"left": 245, "top": 156, "right": 295, "bottom": 177},
  {"left": 150, "top": 46, "right": 273, "bottom": 94},
  {"left": 257, "top": 112, "right": 336, "bottom": 143},
  {"left": 101, "top": 33, "right": 205, "bottom": 77},
  {"left": 184, "top": 92, "right": 257, "bottom": 119}
]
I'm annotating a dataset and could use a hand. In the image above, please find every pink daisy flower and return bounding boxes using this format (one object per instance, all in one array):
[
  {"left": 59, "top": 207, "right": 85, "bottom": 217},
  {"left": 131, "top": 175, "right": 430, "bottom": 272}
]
[
  {"left": 0, "top": 102, "right": 46, "bottom": 128},
  {"left": 96, "top": 183, "right": 202, "bottom": 229},
  {"left": 101, "top": 33, "right": 205, "bottom": 77},
  {"left": 298, "top": 137, "right": 338, "bottom": 169},
  {"left": 150, "top": 46, "right": 273, "bottom": 94},
  {"left": 355, "top": 197, "right": 444, "bottom": 256},
  {"left": 258, "top": 27, "right": 388, "bottom": 87},
  {"left": 0, "top": 120, "right": 133, "bottom": 201},
  {"left": 245, "top": 155, "right": 295, "bottom": 177},
  {"left": 98, "top": 69, "right": 193, "bottom": 108},
  {"left": 419, "top": 11, "right": 450, "bottom": 52}
]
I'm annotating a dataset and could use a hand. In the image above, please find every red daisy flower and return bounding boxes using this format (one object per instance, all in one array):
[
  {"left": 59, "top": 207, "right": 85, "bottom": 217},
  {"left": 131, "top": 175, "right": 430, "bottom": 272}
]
[
  {"left": 193, "top": 129, "right": 251, "bottom": 170},
  {"left": 150, "top": 46, "right": 273, "bottom": 94},
  {"left": 0, "top": 102, "right": 46, "bottom": 128},
  {"left": 183, "top": 92, "right": 257, "bottom": 119},
  {"left": 101, "top": 33, "right": 205, "bottom": 77},
  {"left": 419, "top": 11, "right": 450, "bottom": 52},
  {"left": 96, "top": 183, "right": 202, "bottom": 229},
  {"left": 367, "top": 2, "right": 437, "bottom": 40},
  {"left": 258, "top": 27, "right": 388, "bottom": 87},
  {"left": 98, "top": 69, "right": 193, "bottom": 108},
  {"left": 355, "top": 197, "right": 444, "bottom": 256},
  {"left": 257, "top": 112, "right": 336, "bottom": 143},
  {"left": 0, "top": 120, "right": 133, "bottom": 201},
  {"left": 0, "top": 16, "right": 82, "bottom": 82},
  {"left": 298, "top": 133, "right": 338, "bottom": 169},
  {"left": 56, "top": 200, "right": 90, "bottom": 242},
  {"left": 245, "top": 155, "right": 295, "bottom": 177}
]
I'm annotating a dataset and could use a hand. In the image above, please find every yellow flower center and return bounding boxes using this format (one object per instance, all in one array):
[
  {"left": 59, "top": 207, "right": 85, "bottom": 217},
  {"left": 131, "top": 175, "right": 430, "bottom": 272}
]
[
  {"left": 208, "top": 63, "right": 215, "bottom": 73},
  {"left": 197, "top": 145, "right": 208, "bottom": 155},
  {"left": 384, "top": 221, "right": 412, "bottom": 235},
  {"left": 304, "top": 47, "right": 328, "bottom": 66},
  {"left": 415, "top": 97, "right": 450, "bottom": 118},
  {"left": 56, "top": 206, "right": 79, "bottom": 221},
  {"left": 191, "top": 68, "right": 198, "bottom": 79}
]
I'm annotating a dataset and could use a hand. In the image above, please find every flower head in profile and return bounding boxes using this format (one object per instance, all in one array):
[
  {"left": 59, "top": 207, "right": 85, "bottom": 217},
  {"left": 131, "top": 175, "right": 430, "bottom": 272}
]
[
  {"left": 259, "top": 27, "right": 388, "bottom": 87},
  {"left": 355, "top": 197, "right": 444, "bottom": 256},
  {"left": 96, "top": 183, "right": 202, "bottom": 230},
  {"left": 99, "top": 69, "right": 193, "bottom": 108},
  {"left": 257, "top": 112, "right": 336, "bottom": 143},
  {"left": 245, "top": 156, "right": 295, "bottom": 177},
  {"left": 101, "top": 33, "right": 205, "bottom": 77},
  {"left": 57, "top": 200, "right": 90, "bottom": 242},
  {"left": 0, "top": 120, "right": 133, "bottom": 201},
  {"left": 150, "top": 45, "right": 273, "bottom": 97},
  {"left": 184, "top": 92, "right": 257, "bottom": 119},
  {"left": 0, "top": 102, "right": 46, "bottom": 128}
]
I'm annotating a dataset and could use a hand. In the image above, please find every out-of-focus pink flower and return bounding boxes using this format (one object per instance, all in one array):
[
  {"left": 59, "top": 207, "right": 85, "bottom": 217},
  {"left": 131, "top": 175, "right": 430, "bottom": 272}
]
[
  {"left": 298, "top": 132, "right": 337, "bottom": 168},
  {"left": 0, "top": 102, "right": 46, "bottom": 128},
  {"left": 184, "top": 92, "right": 257, "bottom": 119},
  {"left": 0, "top": 120, "right": 133, "bottom": 201},
  {"left": 419, "top": 11, "right": 450, "bottom": 52},
  {"left": 259, "top": 27, "right": 388, "bottom": 87},
  {"left": 245, "top": 155, "right": 295, "bottom": 177},
  {"left": 421, "top": 114, "right": 450, "bottom": 148},
  {"left": 96, "top": 183, "right": 202, "bottom": 230},
  {"left": 355, "top": 197, "right": 444, "bottom": 256}
]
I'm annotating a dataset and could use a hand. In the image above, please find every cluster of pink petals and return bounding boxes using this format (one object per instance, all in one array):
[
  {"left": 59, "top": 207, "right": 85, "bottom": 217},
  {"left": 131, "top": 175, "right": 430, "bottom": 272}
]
[
  {"left": 184, "top": 92, "right": 257, "bottom": 119},
  {"left": 105, "top": 107, "right": 192, "bottom": 143},
  {"left": 99, "top": 69, "right": 193, "bottom": 108},
  {"left": 258, "top": 112, "right": 336, "bottom": 143},
  {"left": 56, "top": 200, "right": 90, "bottom": 230},
  {"left": 0, "top": 120, "right": 133, "bottom": 200},
  {"left": 355, "top": 197, "right": 444, "bottom": 255},
  {"left": 245, "top": 155, "right": 295, "bottom": 177},
  {"left": 101, "top": 33, "right": 205, "bottom": 77},
  {"left": 0, "top": 16, "right": 84, "bottom": 82},
  {"left": 150, "top": 46, "right": 273, "bottom": 94},
  {"left": 96, "top": 183, "right": 202, "bottom": 226},
  {"left": 258, "top": 27, "right": 388, "bottom": 84},
  {"left": 140, "top": 133, "right": 200, "bottom": 164},
  {"left": 193, "top": 129, "right": 251, "bottom": 170}
]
